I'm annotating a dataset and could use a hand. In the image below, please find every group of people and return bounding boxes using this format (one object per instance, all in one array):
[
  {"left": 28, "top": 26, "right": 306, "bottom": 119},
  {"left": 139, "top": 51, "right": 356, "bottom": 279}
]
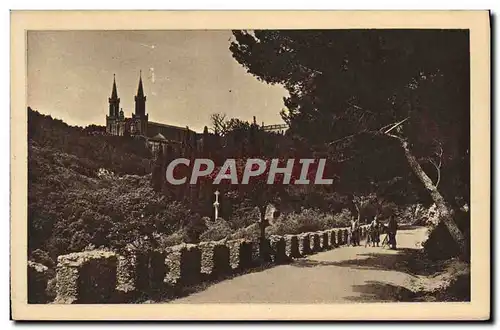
[{"left": 349, "top": 215, "right": 398, "bottom": 250}]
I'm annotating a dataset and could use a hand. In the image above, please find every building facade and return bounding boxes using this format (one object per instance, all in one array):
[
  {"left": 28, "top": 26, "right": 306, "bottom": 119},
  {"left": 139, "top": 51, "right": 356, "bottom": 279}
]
[
  {"left": 105, "top": 73, "right": 288, "bottom": 159},
  {"left": 105, "top": 73, "right": 196, "bottom": 149}
]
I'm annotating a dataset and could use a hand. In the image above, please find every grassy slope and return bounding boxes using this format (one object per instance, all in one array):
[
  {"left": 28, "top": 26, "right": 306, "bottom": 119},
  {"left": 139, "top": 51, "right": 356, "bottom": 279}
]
[{"left": 28, "top": 108, "right": 191, "bottom": 260}]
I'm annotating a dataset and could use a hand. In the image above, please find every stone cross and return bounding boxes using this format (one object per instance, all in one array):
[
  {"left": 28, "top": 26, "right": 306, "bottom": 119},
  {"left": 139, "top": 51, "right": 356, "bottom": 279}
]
[{"left": 213, "top": 190, "right": 220, "bottom": 220}]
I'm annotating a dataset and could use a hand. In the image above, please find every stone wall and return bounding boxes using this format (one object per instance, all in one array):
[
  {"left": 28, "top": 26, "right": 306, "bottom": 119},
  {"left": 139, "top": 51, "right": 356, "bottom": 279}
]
[
  {"left": 28, "top": 261, "right": 52, "bottom": 303},
  {"left": 36, "top": 224, "right": 369, "bottom": 304},
  {"left": 55, "top": 250, "right": 117, "bottom": 303}
]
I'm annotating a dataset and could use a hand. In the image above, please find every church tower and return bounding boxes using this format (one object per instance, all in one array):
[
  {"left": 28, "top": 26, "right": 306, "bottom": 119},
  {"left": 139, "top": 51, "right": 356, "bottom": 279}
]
[
  {"left": 106, "top": 74, "right": 121, "bottom": 135},
  {"left": 135, "top": 71, "right": 146, "bottom": 117},
  {"left": 131, "top": 71, "right": 149, "bottom": 135}
]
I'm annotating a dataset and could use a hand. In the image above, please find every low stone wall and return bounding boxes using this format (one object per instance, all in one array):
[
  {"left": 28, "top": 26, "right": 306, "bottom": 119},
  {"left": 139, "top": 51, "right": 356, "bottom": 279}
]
[
  {"left": 284, "top": 234, "right": 300, "bottom": 258},
  {"left": 164, "top": 244, "right": 201, "bottom": 287},
  {"left": 43, "top": 224, "right": 370, "bottom": 304},
  {"left": 269, "top": 235, "right": 288, "bottom": 264},
  {"left": 55, "top": 250, "right": 117, "bottom": 304},
  {"left": 329, "top": 229, "right": 337, "bottom": 247},
  {"left": 228, "top": 239, "right": 256, "bottom": 270},
  {"left": 28, "top": 261, "right": 51, "bottom": 303},
  {"left": 337, "top": 229, "right": 344, "bottom": 246},
  {"left": 320, "top": 231, "right": 330, "bottom": 250},
  {"left": 199, "top": 241, "right": 231, "bottom": 280},
  {"left": 298, "top": 233, "right": 311, "bottom": 256},
  {"left": 310, "top": 232, "right": 322, "bottom": 252}
]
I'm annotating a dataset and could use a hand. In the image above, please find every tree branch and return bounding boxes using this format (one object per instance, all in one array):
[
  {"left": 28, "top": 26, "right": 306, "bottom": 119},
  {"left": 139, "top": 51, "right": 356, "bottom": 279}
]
[
  {"left": 383, "top": 117, "right": 409, "bottom": 134},
  {"left": 428, "top": 143, "right": 443, "bottom": 188},
  {"left": 385, "top": 133, "right": 406, "bottom": 143},
  {"left": 327, "top": 117, "right": 409, "bottom": 147},
  {"left": 429, "top": 159, "right": 441, "bottom": 188},
  {"left": 437, "top": 145, "right": 443, "bottom": 168},
  {"left": 346, "top": 100, "right": 374, "bottom": 114},
  {"left": 327, "top": 131, "right": 366, "bottom": 146},
  {"left": 378, "top": 122, "right": 395, "bottom": 133}
]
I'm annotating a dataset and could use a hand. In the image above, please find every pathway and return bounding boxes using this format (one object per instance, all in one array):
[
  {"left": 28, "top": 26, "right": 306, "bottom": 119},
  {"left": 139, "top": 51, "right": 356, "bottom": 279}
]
[{"left": 171, "top": 226, "right": 429, "bottom": 303}]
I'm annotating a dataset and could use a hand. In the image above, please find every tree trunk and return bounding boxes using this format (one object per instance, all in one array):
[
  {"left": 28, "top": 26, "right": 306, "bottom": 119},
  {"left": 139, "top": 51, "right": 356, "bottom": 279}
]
[
  {"left": 414, "top": 204, "right": 421, "bottom": 218},
  {"left": 399, "top": 140, "right": 467, "bottom": 257},
  {"left": 258, "top": 205, "right": 269, "bottom": 240},
  {"left": 354, "top": 203, "right": 362, "bottom": 223}
]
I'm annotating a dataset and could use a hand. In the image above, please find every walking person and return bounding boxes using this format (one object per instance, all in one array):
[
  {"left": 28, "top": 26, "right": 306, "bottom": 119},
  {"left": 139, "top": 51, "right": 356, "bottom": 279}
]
[
  {"left": 350, "top": 216, "right": 360, "bottom": 246},
  {"left": 369, "top": 215, "right": 381, "bottom": 247},
  {"left": 387, "top": 215, "right": 398, "bottom": 250}
]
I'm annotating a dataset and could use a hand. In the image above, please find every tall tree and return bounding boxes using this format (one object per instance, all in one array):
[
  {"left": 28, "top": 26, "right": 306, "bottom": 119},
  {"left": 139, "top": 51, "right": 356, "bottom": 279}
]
[{"left": 230, "top": 29, "right": 470, "bottom": 257}]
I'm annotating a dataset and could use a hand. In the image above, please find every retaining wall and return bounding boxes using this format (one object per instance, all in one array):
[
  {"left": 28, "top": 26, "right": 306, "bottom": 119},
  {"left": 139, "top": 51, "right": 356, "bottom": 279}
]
[{"left": 33, "top": 225, "right": 369, "bottom": 303}]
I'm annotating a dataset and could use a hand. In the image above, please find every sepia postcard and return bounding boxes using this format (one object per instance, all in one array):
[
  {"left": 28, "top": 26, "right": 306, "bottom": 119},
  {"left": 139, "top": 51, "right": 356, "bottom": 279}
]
[{"left": 10, "top": 10, "right": 490, "bottom": 321}]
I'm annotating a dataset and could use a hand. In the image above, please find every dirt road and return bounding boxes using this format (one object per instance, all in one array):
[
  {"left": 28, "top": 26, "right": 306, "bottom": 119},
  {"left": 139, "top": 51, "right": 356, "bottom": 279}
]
[{"left": 171, "top": 226, "right": 429, "bottom": 303}]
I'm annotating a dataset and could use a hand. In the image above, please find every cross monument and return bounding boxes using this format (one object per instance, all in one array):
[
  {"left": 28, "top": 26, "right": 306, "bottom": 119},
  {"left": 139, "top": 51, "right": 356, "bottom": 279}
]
[{"left": 213, "top": 190, "right": 220, "bottom": 220}]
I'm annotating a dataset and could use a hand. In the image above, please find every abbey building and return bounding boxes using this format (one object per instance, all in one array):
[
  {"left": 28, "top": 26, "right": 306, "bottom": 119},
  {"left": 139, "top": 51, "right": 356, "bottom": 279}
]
[
  {"left": 105, "top": 73, "right": 288, "bottom": 156},
  {"left": 106, "top": 73, "right": 196, "bottom": 150}
]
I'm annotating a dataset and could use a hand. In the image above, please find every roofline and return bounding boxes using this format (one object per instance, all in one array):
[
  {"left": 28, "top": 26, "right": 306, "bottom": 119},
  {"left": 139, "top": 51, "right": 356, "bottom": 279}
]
[{"left": 148, "top": 121, "right": 198, "bottom": 133}]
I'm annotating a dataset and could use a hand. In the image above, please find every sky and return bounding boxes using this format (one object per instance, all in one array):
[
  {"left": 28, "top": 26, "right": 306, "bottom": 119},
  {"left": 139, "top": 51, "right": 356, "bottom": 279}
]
[{"left": 27, "top": 30, "right": 289, "bottom": 132}]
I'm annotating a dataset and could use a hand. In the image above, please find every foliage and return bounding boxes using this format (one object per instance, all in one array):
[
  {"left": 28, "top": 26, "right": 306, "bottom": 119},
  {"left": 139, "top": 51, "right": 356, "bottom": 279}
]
[
  {"left": 268, "top": 208, "right": 353, "bottom": 236},
  {"left": 227, "top": 205, "right": 260, "bottom": 229},
  {"left": 28, "top": 107, "right": 152, "bottom": 176},
  {"left": 229, "top": 29, "right": 469, "bottom": 210},
  {"left": 27, "top": 108, "right": 198, "bottom": 258},
  {"left": 423, "top": 210, "right": 470, "bottom": 261},
  {"left": 28, "top": 107, "right": 362, "bottom": 261},
  {"left": 199, "top": 218, "right": 233, "bottom": 241},
  {"left": 29, "top": 249, "right": 56, "bottom": 269}
]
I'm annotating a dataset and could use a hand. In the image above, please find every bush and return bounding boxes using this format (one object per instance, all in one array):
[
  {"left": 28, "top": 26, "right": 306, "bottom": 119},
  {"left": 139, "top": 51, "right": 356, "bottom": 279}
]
[
  {"left": 200, "top": 218, "right": 233, "bottom": 241},
  {"left": 423, "top": 209, "right": 470, "bottom": 261},
  {"left": 184, "top": 213, "right": 208, "bottom": 243},
  {"left": 268, "top": 208, "right": 352, "bottom": 236},
  {"left": 46, "top": 277, "right": 57, "bottom": 302},
  {"left": 29, "top": 249, "right": 55, "bottom": 269},
  {"left": 323, "top": 208, "right": 352, "bottom": 228},
  {"left": 158, "top": 230, "right": 191, "bottom": 248},
  {"left": 229, "top": 206, "right": 260, "bottom": 229},
  {"left": 230, "top": 223, "right": 260, "bottom": 241},
  {"left": 395, "top": 204, "right": 428, "bottom": 225}
]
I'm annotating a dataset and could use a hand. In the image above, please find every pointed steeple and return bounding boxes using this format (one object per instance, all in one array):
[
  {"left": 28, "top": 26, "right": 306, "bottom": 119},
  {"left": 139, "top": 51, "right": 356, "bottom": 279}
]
[
  {"left": 108, "top": 74, "right": 120, "bottom": 118},
  {"left": 111, "top": 74, "right": 118, "bottom": 99},
  {"left": 136, "top": 70, "right": 144, "bottom": 98},
  {"left": 134, "top": 70, "right": 147, "bottom": 119}
]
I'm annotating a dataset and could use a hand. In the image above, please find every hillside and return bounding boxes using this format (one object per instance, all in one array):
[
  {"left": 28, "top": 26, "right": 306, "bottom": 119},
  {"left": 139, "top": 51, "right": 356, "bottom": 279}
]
[
  {"left": 27, "top": 108, "right": 356, "bottom": 267},
  {"left": 28, "top": 108, "right": 468, "bottom": 273},
  {"left": 28, "top": 108, "right": 153, "bottom": 176},
  {"left": 28, "top": 108, "right": 196, "bottom": 263}
]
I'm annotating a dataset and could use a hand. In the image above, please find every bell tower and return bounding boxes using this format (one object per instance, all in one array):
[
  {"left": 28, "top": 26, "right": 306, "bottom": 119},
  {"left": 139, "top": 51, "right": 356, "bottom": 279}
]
[
  {"left": 106, "top": 74, "right": 120, "bottom": 135},
  {"left": 135, "top": 70, "right": 146, "bottom": 117},
  {"left": 132, "top": 70, "right": 148, "bottom": 135}
]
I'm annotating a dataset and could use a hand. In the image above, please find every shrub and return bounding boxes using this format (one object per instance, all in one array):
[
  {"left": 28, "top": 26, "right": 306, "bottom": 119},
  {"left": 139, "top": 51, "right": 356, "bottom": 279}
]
[
  {"left": 423, "top": 209, "right": 470, "bottom": 261},
  {"left": 267, "top": 208, "right": 354, "bottom": 236},
  {"left": 323, "top": 208, "right": 352, "bottom": 228},
  {"left": 158, "top": 230, "right": 190, "bottom": 248},
  {"left": 269, "top": 209, "right": 324, "bottom": 236},
  {"left": 200, "top": 218, "right": 233, "bottom": 241},
  {"left": 184, "top": 213, "right": 208, "bottom": 243},
  {"left": 29, "top": 249, "right": 56, "bottom": 269},
  {"left": 46, "top": 277, "right": 57, "bottom": 302},
  {"left": 230, "top": 223, "right": 260, "bottom": 241},
  {"left": 229, "top": 206, "right": 261, "bottom": 229}
]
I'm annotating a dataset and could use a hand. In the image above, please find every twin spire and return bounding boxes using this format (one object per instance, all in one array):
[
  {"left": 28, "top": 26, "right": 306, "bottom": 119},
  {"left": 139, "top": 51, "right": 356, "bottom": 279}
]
[
  {"left": 109, "top": 71, "right": 145, "bottom": 99},
  {"left": 111, "top": 74, "right": 118, "bottom": 99},
  {"left": 137, "top": 70, "right": 145, "bottom": 98}
]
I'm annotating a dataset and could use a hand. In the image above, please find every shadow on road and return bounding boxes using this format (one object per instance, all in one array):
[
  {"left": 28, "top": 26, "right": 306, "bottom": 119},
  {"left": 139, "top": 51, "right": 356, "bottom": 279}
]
[
  {"left": 292, "top": 248, "right": 446, "bottom": 276},
  {"left": 290, "top": 246, "right": 470, "bottom": 302},
  {"left": 157, "top": 261, "right": 281, "bottom": 303},
  {"left": 343, "top": 281, "right": 417, "bottom": 302}
]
